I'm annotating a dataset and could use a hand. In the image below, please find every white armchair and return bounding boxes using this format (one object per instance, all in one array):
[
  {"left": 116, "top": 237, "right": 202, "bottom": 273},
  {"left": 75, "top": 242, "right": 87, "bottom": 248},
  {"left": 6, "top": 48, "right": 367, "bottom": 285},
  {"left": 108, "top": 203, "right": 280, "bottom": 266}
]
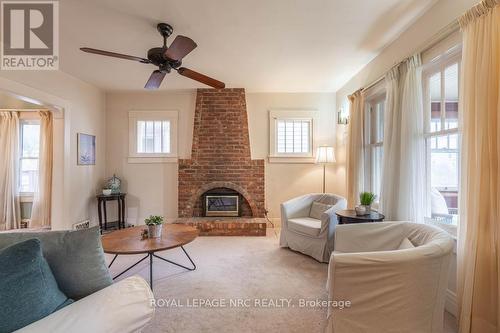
[
  {"left": 279, "top": 193, "right": 347, "bottom": 262},
  {"left": 326, "top": 222, "right": 454, "bottom": 333}
]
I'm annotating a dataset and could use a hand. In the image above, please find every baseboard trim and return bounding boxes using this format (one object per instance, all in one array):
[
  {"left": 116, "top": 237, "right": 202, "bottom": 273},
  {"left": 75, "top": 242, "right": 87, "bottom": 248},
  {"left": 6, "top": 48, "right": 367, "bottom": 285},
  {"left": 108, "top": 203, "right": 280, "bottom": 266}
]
[{"left": 445, "top": 289, "right": 457, "bottom": 317}]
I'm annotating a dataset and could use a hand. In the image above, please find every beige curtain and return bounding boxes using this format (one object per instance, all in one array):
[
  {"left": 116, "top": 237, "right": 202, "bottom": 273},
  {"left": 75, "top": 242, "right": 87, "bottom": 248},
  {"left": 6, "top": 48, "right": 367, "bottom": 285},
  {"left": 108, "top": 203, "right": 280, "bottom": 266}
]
[
  {"left": 346, "top": 90, "right": 365, "bottom": 208},
  {"left": 0, "top": 112, "right": 20, "bottom": 230},
  {"left": 31, "top": 111, "right": 53, "bottom": 227},
  {"left": 457, "top": 1, "right": 500, "bottom": 332}
]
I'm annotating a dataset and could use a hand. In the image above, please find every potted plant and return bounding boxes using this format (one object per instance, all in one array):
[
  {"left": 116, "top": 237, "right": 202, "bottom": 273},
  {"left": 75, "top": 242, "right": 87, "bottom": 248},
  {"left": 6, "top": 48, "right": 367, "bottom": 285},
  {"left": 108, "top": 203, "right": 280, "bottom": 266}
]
[
  {"left": 144, "top": 215, "right": 164, "bottom": 238},
  {"left": 356, "top": 192, "right": 376, "bottom": 216}
]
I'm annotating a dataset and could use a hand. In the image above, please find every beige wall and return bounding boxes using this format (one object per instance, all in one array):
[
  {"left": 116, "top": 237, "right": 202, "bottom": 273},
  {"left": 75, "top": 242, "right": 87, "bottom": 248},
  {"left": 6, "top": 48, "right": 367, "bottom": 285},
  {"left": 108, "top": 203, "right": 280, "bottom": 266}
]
[
  {"left": 246, "top": 92, "right": 343, "bottom": 219},
  {"left": 0, "top": 71, "right": 106, "bottom": 230},
  {"left": 105, "top": 91, "right": 196, "bottom": 224},
  {"left": 105, "top": 90, "right": 341, "bottom": 224}
]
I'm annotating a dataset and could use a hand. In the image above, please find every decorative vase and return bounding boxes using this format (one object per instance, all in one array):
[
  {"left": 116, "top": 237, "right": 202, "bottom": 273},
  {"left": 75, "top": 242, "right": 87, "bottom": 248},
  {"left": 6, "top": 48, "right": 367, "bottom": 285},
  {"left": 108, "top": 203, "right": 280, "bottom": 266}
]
[
  {"left": 355, "top": 205, "right": 371, "bottom": 216},
  {"left": 106, "top": 174, "right": 121, "bottom": 194},
  {"left": 147, "top": 224, "right": 162, "bottom": 238}
]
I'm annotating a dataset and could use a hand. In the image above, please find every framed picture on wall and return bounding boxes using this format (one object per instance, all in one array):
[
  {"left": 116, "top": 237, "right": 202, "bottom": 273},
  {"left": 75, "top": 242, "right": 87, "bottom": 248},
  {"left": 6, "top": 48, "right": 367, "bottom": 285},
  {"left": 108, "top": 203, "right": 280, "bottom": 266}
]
[{"left": 77, "top": 133, "right": 96, "bottom": 165}]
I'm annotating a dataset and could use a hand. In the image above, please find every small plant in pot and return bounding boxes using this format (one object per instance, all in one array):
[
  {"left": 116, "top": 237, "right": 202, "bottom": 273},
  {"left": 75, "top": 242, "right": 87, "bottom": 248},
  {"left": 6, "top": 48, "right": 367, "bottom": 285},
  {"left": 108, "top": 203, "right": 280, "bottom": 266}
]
[
  {"left": 356, "top": 192, "right": 376, "bottom": 216},
  {"left": 144, "top": 215, "right": 164, "bottom": 238}
]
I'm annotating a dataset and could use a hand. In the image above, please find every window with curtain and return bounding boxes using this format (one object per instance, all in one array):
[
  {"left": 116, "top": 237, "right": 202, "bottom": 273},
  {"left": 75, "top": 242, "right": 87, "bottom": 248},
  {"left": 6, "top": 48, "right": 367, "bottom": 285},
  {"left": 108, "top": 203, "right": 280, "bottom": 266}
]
[
  {"left": 423, "top": 50, "right": 461, "bottom": 225},
  {"left": 364, "top": 94, "right": 385, "bottom": 199},
  {"left": 19, "top": 119, "right": 40, "bottom": 194}
]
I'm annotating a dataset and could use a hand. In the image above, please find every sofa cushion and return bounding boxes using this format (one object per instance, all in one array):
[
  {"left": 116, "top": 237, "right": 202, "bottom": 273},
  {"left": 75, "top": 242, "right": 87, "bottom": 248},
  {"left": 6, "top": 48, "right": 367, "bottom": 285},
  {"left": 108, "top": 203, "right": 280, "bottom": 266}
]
[
  {"left": 309, "top": 201, "right": 333, "bottom": 220},
  {"left": 397, "top": 237, "right": 415, "bottom": 250},
  {"left": 288, "top": 217, "right": 322, "bottom": 237},
  {"left": 0, "top": 239, "right": 73, "bottom": 333},
  {"left": 0, "top": 226, "right": 112, "bottom": 300}
]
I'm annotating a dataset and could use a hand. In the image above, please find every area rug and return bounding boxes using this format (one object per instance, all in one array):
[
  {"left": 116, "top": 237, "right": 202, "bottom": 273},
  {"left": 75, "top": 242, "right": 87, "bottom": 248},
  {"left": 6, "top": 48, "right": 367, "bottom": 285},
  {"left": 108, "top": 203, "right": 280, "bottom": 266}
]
[
  {"left": 105, "top": 229, "right": 457, "bottom": 333},
  {"left": 106, "top": 230, "right": 329, "bottom": 333}
]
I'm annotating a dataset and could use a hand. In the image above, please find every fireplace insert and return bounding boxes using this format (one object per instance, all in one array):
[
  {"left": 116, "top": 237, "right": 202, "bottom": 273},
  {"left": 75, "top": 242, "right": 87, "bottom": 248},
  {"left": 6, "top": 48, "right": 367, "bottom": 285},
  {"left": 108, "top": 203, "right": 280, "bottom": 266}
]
[{"left": 204, "top": 194, "right": 239, "bottom": 217}]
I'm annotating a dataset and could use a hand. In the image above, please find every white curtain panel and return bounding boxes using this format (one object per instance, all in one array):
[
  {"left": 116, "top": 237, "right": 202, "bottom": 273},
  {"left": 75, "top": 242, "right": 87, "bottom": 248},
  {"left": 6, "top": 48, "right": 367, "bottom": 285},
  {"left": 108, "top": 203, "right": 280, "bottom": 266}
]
[
  {"left": 31, "top": 111, "right": 53, "bottom": 228},
  {"left": 457, "top": 1, "right": 500, "bottom": 332},
  {"left": 346, "top": 90, "right": 365, "bottom": 208},
  {"left": 0, "top": 111, "right": 21, "bottom": 230},
  {"left": 380, "top": 55, "right": 426, "bottom": 222}
]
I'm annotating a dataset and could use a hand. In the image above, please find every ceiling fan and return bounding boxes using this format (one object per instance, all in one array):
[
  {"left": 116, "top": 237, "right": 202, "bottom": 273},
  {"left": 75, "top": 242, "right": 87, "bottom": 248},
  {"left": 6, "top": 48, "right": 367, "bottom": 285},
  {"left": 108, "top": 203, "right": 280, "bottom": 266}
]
[{"left": 80, "top": 23, "right": 225, "bottom": 90}]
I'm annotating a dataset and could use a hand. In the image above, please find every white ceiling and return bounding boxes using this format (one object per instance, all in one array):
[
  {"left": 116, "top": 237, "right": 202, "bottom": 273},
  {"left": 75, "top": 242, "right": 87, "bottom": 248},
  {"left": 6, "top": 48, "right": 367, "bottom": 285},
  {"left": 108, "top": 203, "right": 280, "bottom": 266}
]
[{"left": 60, "top": 0, "right": 438, "bottom": 92}]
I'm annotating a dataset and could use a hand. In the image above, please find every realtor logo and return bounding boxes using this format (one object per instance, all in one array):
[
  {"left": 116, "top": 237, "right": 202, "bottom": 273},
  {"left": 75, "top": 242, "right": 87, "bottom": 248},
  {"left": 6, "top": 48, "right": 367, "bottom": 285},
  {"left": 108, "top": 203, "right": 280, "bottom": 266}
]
[{"left": 1, "top": 1, "right": 59, "bottom": 70}]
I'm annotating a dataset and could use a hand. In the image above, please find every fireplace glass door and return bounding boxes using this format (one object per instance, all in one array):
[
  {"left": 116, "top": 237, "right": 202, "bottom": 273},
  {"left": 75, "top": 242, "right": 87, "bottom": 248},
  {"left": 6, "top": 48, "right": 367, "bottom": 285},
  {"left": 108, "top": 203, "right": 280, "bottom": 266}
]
[{"left": 205, "top": 195, "right": 239, "bottom": 217}]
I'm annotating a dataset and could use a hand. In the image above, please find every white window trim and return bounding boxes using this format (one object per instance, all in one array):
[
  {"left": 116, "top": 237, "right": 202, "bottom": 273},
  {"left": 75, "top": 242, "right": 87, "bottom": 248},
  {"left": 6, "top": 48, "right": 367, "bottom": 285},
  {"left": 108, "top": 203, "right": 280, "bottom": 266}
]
[
  {"left": 364, "top": 84, "right": 386, "bottom": 198},
  {"left": 268, "top": 110, "right": 317, "bottom": 164},
  {"left": 128, "top": 110, "right": 178, "bottom": 163},
  {"left": 422, "top": 47, "right": 462, "bottom": 228},
  {"left": 422, "top": 49, "right": 461, "bottom": 138}
]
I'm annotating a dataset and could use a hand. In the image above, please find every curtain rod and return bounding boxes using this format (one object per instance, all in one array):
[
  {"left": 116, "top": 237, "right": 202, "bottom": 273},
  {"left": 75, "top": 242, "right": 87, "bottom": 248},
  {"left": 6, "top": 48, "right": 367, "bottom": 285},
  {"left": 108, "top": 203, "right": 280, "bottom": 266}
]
[{"left": 360, "top": 20, "right": 460, "bottom": 93}]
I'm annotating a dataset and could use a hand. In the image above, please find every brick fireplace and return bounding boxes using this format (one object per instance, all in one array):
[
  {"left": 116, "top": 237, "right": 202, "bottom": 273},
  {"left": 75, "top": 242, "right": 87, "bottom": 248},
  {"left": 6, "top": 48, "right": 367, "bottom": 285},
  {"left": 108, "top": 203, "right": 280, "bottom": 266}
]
[{"left": 177, "top": 88, "right": 266, "bottom": 236}]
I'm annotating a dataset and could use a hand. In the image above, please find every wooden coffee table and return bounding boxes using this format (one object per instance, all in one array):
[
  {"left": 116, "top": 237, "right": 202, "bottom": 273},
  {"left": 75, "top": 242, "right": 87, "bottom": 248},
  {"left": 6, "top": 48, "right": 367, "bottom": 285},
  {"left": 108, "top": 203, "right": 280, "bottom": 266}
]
[{"left": 102, "top": 224, "right": 199, "bottom": 290}]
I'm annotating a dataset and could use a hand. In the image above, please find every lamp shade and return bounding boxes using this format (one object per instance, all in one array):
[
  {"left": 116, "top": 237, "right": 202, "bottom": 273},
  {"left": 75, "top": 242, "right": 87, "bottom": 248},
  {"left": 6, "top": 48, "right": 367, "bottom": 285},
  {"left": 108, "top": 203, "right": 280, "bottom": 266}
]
[{"left": 315, "top": 146, "right": 336, "bottom": 163}]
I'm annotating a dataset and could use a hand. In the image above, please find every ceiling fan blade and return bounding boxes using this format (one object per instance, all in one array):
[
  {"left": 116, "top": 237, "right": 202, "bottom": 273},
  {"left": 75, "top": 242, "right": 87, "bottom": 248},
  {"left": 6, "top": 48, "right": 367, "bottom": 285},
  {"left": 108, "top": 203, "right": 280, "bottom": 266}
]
[
  {"left": 144, "top": 70, "right": 166, "bottom": 89},
  {"left": 80, "top": 47, "right": 151, "bottom": 64},
  {"left": 164, "top": 36, "right": 197, "bottom": 61},
  {"left": 177, "top": 67, "right": 225, "bottom": 89}
]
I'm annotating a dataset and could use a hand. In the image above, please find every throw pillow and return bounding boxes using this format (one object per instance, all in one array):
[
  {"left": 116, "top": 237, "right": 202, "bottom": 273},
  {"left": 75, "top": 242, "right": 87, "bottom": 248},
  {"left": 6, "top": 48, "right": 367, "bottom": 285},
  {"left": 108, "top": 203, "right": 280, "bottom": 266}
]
[
  {"left": 398, "top": 237, "right": 415, "bottom": 250},
  {"left": 0, "top": 226, "right": 112, "bottom": 300},
  {"left": 0, "top": 239, "right": 73, "bottom": 333},
  {"left": 309, "top": 201, "right": 333, "bottom": 220}
]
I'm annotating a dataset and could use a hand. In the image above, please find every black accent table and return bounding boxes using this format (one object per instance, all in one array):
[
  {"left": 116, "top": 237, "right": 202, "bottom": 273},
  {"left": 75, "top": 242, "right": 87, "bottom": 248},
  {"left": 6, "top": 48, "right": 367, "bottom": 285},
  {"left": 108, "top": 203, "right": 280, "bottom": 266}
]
[
  {"left": 96, "top": 193, "right": 126, "bottom": 232},
  {"left": 336, "top": 209, "right": 385, "bottom": 224}
]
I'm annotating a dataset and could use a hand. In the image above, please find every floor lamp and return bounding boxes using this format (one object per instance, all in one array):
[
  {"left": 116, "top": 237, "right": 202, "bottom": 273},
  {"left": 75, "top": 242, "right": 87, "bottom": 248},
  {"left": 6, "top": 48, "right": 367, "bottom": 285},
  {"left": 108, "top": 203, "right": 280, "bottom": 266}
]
[{"left": 315, "top": 146, "right": 336, "bottom": 193}]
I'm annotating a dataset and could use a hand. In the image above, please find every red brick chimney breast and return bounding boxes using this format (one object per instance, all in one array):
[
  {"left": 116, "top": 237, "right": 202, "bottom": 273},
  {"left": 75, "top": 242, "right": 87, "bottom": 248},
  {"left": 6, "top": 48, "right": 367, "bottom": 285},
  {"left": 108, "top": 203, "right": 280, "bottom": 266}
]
[{"left": 178, "top": 88, "right": 265, "bottom": 218}]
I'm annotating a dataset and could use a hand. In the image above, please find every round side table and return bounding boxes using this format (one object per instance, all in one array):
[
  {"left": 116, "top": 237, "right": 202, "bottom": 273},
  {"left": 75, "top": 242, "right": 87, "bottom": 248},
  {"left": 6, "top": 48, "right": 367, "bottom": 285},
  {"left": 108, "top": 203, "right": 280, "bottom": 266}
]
[{"left": 335, "top": 209, "right": 385, "bottom": 224}]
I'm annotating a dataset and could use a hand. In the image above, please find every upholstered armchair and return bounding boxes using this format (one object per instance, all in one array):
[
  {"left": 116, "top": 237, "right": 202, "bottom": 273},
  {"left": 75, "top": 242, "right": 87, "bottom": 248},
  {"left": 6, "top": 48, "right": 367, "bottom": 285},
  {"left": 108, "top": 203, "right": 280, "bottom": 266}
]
[
  {"left": 326, "top": 222, "right": 454, "bottom": 333},
  {"left": 279, "top": 193, "right": 347, "bottom": 263}
]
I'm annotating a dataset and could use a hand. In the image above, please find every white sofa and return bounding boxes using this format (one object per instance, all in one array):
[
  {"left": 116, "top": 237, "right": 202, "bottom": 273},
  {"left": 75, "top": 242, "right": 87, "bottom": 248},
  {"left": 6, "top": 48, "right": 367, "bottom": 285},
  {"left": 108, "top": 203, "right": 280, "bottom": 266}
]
[
  {"left": 17, "top": 276, "right": 154, "bottom": 333},
  {"left": 279, "top": 193, "right": 347, "bottom": 262},
  {"left": 326, "top": 222, "right": 454, "bottom": 333}
]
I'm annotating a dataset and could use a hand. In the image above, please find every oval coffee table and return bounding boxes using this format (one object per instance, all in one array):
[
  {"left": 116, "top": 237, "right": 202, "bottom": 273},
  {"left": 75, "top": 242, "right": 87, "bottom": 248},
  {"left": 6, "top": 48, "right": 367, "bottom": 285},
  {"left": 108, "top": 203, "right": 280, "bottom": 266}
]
[{"left": 102, "top": 224, "right": 199, "bottom": 290}]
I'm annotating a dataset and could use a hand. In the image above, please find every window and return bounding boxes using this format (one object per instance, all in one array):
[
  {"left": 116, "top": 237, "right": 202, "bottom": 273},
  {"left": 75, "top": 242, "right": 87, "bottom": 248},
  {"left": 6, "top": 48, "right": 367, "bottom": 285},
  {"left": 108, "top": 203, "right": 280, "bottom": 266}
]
[
  {"left": 269, "top": 110, "right": 316, "bottom": 163},
  {"left": 128, "top": 111, "right": 178, "bottom": 163},
  {"left": 19, "top": 120, "right": 40, "bottom": 193},
  {"left": 364, "top": 93, "right": 385, "bottom": 199},
  {"left": 136, "top": 120, "right": 170, "bottom": 154},
  {"left": 276, "top": 119, "right": 311, "bottom": 154},
  {"left": 423, "top": 51, "right": 461, "bottom": 225}
]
